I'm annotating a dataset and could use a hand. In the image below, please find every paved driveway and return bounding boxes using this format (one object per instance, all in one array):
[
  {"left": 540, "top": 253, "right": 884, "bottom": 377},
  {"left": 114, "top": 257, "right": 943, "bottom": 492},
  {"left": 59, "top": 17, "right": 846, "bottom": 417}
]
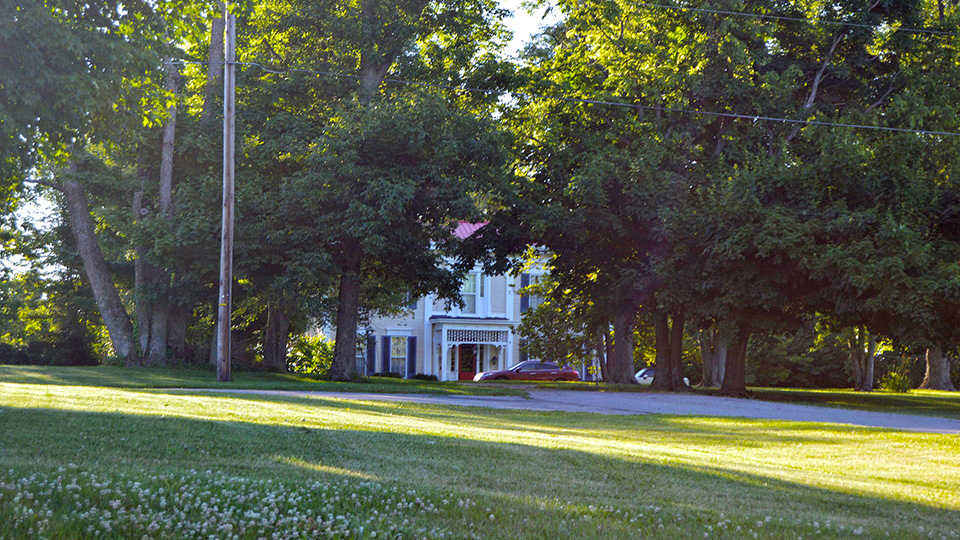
[{"left": 188, "top": 388, "right": 960, "bottom": 435}]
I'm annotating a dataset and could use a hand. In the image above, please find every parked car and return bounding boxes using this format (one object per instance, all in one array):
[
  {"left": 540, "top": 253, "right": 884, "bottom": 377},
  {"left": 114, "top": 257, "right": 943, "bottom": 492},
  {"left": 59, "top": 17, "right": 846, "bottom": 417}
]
[
  {"left": 474, "top": 361, "right": 581, "bottom": 382},
  {"left": 635, "top": 367, "right": 689, "bottom": 386}
]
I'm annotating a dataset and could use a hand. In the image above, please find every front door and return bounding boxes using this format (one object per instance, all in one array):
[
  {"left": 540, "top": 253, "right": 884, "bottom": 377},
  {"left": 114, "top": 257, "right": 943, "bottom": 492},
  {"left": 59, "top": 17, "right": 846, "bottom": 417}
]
[{"left": 458, "top": 344, "right": 476, "bottom": 380}]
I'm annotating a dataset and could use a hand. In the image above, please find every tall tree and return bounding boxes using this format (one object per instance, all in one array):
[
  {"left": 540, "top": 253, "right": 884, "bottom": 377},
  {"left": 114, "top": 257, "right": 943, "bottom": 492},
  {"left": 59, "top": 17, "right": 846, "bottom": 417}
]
[{"left": 238, "top": 0, "right": 512, "bottom": 380}]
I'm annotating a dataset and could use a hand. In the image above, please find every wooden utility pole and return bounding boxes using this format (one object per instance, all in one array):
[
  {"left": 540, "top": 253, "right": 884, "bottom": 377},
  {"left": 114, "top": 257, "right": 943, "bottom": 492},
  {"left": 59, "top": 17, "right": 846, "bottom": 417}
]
[{"left": 216, "top": 6, "right": 236, "bottom": 382}]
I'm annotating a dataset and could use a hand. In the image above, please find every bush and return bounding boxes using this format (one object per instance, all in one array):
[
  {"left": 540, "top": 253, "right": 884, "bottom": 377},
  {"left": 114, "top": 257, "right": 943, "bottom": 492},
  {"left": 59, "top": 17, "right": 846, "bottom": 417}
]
[
  {"left": 286, "top": 335, "right": 334, "bottom": 376},
  {"left": 101, "top": 355, "right": 126, "bottom": 367},
  {"left": 410, "top": 373, "right": 438, "bottom": 381},
  {"left": 0, "top": 342, "right": 42, "bottom": 365},
  {"left": 880, "top": 367, "right": 912, "bottom": 393},
  {"left": 745, "top": 328, "right": 849, "bottom": 388},
  {"left": 371, "top": 372, "right": 403, "bottom": 378},
  {"left": 349, "top": 372, "right": 370, "bottom": 383}
]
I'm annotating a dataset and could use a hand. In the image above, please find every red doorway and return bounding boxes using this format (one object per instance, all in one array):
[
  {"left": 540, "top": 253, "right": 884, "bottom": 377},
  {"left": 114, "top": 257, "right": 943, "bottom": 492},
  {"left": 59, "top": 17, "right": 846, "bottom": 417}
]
[{"left": 457, "top": 344, "right": 477, "bottom": 381}]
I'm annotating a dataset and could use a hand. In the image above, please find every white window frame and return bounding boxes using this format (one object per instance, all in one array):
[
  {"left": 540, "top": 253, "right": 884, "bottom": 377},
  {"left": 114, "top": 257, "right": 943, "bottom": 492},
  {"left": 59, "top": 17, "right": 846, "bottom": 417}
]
[
  {"left": 389, "top": 335, "right": 408, "bottom": 375},
  {"left": 355, "top": 345, "right": 366, "bottom": 375},
  {"left": 459, "top": 272, "right": 480, "bottom": 315},
  {"left": 529, "top": 274, "right": 545, "bottom": 310}
]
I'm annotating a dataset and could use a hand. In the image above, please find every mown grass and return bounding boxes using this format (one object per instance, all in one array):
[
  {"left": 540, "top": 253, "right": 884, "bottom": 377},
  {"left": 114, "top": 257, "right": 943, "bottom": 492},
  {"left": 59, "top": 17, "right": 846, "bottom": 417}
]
[
  {"left": 742, "top": 387, "right": 960, "bottom": 421},
  {"left": 1, "top": 381, "right": 958, "bottom": 539},
  {"left": 0, "top": 365, "right": 525, "bottom": 396},
  {"left": 495, "top": 379, "right": 960, "bottom": 420}
]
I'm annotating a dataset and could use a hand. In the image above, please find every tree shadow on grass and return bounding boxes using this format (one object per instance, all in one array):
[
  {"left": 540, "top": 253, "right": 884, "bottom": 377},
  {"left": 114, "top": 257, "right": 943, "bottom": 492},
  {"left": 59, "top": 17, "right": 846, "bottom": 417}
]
[
  {"left": 0, "top": 366, "right": 526, "bottom": 397},
  {"left": 1, "top": 399, "right": 958, "bottom": 538},
  {"left": 155, "top": 389, "right": 899, "bottom": 447},
  {"left": 743, "top": 388, "right": 960, "bottom": 420}
]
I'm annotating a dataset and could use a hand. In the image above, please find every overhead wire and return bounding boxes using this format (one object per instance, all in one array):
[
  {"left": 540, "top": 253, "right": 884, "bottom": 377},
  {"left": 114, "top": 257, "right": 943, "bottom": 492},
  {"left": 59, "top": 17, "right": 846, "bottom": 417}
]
[
  {"left": 626, "top": 1, "right": 960, "bottom": 37},
  {"left": 169, "top": 60, "right": 960, "bottom": 138}
]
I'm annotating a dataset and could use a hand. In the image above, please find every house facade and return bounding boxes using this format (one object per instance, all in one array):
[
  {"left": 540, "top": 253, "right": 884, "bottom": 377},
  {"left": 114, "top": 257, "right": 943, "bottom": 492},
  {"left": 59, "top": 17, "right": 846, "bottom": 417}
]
[
  {"left": 350, "top": 224, "right": 545, "bottom": 381},
  {"left": 353, "top": 271, "right": 538, "bottom": 381},
  {"left": 328, "top": 222, "right": 599, "bottom": 381},
  {"left": 315, "top": 222, "right": 563, "bottom": 380}
]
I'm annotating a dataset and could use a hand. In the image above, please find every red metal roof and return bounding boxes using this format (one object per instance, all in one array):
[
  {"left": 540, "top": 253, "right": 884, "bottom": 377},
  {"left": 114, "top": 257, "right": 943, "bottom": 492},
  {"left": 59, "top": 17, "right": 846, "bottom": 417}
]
[{"left": 453, "top": 221, "right": 488, "bottom": 239}]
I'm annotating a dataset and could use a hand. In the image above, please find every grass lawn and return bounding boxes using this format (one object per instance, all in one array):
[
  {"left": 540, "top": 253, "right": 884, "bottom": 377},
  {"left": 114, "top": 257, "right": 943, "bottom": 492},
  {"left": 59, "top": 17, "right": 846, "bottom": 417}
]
[
  {"left": 739, "top": 387, "right": 960, "bottom": 421},
  {"left": 502, "top": 380, "right": 960, "bottom": 421},
  {"left": 0, "top": 365, "right": 525, "bottom": 396},
  {"left": 1, "top": 380, "right": 959, "bottom": 539}
]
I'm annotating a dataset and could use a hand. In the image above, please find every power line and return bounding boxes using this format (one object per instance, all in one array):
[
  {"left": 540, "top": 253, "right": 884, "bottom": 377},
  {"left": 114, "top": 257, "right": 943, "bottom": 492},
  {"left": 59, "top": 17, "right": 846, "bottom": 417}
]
[
  {"left": 171, "top": 60, "right": 960, "bottom": 137},
  {"left": 627, "top": 1, "right": 960, "bottom": 37}
]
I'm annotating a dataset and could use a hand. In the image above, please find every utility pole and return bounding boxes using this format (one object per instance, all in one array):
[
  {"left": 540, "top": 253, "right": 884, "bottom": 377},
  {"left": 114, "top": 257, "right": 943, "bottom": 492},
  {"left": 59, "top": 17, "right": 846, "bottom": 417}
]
[{"left": 217, "top": 4, "right": 236, "bottom": 382}]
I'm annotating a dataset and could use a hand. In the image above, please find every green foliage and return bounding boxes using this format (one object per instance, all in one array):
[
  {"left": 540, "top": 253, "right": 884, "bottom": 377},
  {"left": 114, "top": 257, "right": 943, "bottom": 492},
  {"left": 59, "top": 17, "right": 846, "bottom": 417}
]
[
  {"left": 371, "top": 372, "right": 404, "bottom": 379},
  {"left": 880, "top": 367, "right": 913, "bottom": 393},
  {"left": 516, "top": 273, "right": 598, "bottom": 368},
  {"left": 746, "top": 326, "right": 850, "bottom": 388},
  {"left": 0, "top": 266, "right": 101, "bottom": 367},
  {"left": 410, "top": 373, "right": 439, "bottom": 381},
  {"left": 286, "top": 335, "right": 334, "bottom": 376}
]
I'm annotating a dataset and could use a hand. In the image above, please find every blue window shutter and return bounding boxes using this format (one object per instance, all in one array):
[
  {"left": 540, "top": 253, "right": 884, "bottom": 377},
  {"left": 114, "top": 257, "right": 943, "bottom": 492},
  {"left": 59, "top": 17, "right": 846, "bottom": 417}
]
[
  {"left": 520, "top": 273, "right": 530, "bottom": 313},
  {"left": 382, "top": 336, "right": 391, "bottom": 374},
  {"left": 519, "top": 350, "right": 528, "bottom": 362},
  {"left": 407, "top": 337, "right": 417, "bottom": 378},
  {"left": 407, "top": 296, "right": 418, "bottom": 310},
  {"left": 366, "top": 336, "right": 376, "bottom": 375}
]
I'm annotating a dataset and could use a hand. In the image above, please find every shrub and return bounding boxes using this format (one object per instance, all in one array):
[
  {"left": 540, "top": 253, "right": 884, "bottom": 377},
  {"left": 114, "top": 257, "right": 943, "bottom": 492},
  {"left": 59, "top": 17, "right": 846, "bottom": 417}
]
[
  {"left": 410, "top": 373, "right": 438, "bottom": 381},
  {"left": 101, "top": 355, "right": 126, "bottom": 367},
  {"left": 0, "top": 342, "right": 39, "bottom": 365},
  {"left": 880, "top": 367, "right": 912, "bottom": 393},
  {"left": 371, "top": 372, "right": 403, "bottom": 378},
  {"left": 286, "top": 335, "right": 334, "bottom": 376}
]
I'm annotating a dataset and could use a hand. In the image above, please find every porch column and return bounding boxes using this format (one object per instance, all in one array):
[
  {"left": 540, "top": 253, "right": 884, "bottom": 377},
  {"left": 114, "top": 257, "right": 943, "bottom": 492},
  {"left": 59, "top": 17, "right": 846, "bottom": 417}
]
[
  {"left": 440, "top": 330, "right": 448, "bottom": 381},
  {"left": 454, "top": 344, "right": 460, "bottom": 381}
]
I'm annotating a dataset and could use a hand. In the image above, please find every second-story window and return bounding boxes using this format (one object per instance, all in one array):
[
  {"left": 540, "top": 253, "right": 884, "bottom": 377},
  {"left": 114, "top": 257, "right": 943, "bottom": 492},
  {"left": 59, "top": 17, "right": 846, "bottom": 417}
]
[
  {"left": 530, "top": 275, "right": 544, "bottom": 310},
  {"left": 461, "top": 273, "right": 478, "bottom": 314}
]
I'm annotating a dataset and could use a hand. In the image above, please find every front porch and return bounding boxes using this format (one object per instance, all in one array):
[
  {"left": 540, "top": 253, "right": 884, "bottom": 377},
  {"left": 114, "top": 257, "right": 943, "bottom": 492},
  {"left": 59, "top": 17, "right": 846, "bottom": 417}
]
[{"left": 430, "top": 323, "right": 515, "bottom": 381}]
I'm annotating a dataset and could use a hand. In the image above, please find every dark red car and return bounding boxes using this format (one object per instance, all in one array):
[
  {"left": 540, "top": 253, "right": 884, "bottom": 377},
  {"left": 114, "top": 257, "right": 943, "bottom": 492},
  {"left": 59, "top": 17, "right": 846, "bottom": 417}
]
[{"left": 473, "top": 361, "right": 580, "bottom": 382}]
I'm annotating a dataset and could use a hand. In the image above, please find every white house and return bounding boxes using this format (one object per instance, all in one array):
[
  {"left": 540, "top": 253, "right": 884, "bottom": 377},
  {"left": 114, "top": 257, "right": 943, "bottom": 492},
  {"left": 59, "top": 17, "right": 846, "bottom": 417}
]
[{"left": 336, "top": 222, "right": 552, "bottom": 381}]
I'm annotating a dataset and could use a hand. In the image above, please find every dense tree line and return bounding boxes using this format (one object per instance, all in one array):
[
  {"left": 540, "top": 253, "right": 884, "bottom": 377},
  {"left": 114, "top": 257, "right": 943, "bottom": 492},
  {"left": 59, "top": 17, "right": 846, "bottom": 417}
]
[{"left": 1, "top": 0, "right": 959, "bottom": 393}]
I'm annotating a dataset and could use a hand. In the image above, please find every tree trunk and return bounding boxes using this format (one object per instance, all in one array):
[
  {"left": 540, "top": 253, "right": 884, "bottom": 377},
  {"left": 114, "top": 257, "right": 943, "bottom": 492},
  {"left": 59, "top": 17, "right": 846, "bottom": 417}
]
[
  {"left": 919, "top": 346, "right": 956, "bottom": 391},
  {"left": 719, "top": 327, "right": 751, "bottom": 397},
  {"left": 849, "top": 326, "right": 877, "bottom": 392},
  {"left": 669, "top": 310, "right": 688, "bottom": 390},
  {"left": 167, "top": 303, "right": 190, "bottom": 359},
  {"left": 849, "top": 329, "right": 865, "bottom": 391},
  {"left": 713, "top": 336, "right": 727, "bottom": 386},
  {"left": 329, "top": 252, "right": 362, "bottom": 381},
  {"left": 698, "top": 324, "right": 728, "bottom": 387},
  {"left": 133, "top": 190, "right": 150, "bottom": 357},
  {"left": 698, "top": 328, "right": 714, "bottom": 387},
  {"left": 159, "top": 59, "right": 177, "bottom": 217},
  {"left": 201, "top": 4, "right": 225, "bottom": 125},
  {"left": 651, "top": 312, "right": 672, "bottom": 390},
  {"left": 652, "top": 311, "right": 687, "bottom": 391},
  {"left": 63, "top": 165, "right": 136, "bottom": 362},
  {"left": 601, "top": 327, "right": 612, "bottom": 381},
  {"left": 132, "top": 185, "right": 169, "bottom": 367},
  {"left": 263, "top": 298, "right": 291, "bottom": 372},
  {"left": 608, "top": 309, "right": 637, "bottom": 384}
]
